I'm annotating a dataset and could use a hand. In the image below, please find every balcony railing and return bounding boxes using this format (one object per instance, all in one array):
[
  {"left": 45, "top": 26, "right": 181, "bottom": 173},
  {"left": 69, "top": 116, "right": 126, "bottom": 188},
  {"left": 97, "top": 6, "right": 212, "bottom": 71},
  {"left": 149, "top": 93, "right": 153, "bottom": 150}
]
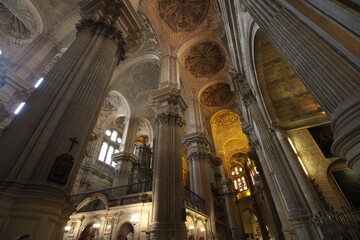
[
  {"left": 71, "top": 182, "right": 207, "bottom": 214},
  {"left": 184, "top": 187, "right": 207, "bottom": 214},
  {"left": 310, "top": 206, "right": 360, "bottom": 240}
]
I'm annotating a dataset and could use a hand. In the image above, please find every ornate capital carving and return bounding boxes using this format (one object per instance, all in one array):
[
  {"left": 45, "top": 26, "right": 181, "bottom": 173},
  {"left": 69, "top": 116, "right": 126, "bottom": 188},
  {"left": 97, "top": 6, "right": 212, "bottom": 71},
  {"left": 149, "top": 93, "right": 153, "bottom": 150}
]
[
  {"left": 76, "top": 17, "right": 126, "bottom": 63},
  {"left": 187, "top": 152, "right": 208, "bottom": 163},
  {"left": 230, "top": 71, "right": 256, "bottom": 107},
  {"left": 154, "top": 112, "right": 182, "bottom": 127}
]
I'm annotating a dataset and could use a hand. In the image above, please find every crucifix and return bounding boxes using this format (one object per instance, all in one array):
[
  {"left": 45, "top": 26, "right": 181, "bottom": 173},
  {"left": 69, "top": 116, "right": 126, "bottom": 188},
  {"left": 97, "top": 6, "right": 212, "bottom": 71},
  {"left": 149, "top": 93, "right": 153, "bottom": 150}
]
[{"left": 68, "top": 137, "right": 79, "bottom": 153}]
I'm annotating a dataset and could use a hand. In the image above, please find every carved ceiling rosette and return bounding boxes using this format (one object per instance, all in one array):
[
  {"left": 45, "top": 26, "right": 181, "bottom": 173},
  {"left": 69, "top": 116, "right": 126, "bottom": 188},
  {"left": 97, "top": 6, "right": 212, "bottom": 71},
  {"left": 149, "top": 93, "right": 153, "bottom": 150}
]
[
  {"left": 200, "top": 83, "right": 234, "bottom": 107},
  {"left": 158, "top": 0, "right": 210, "bottom": 32},
  {"left": 185, "top": 41, "right": 225, "bottom": 78}
]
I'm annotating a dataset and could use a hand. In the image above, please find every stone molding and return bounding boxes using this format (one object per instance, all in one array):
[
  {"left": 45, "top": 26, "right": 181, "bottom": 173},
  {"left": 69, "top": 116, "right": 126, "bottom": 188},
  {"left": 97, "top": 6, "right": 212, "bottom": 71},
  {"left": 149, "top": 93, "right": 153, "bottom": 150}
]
[{"left": 183, "top": 132, "right": 210, "bottom": 147}]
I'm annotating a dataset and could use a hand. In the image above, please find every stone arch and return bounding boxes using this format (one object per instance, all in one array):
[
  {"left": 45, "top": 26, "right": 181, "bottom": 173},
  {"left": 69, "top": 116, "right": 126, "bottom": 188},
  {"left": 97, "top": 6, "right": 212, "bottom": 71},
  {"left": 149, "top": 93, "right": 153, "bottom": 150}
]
[
  {"left": 112, "top": 53, "right": 161, "bottom": 85},
  {"left": 138, "top": 0, "right": 171, "bottom": 55},
  {"left": 136, "top": 118, "right": 154, "bottom": 146},
  {"left": 76, "top": 193, "right": 109, "bottom": 212},
  {"left": 251, "top": 27, "right": 325, "bottom": 127}
]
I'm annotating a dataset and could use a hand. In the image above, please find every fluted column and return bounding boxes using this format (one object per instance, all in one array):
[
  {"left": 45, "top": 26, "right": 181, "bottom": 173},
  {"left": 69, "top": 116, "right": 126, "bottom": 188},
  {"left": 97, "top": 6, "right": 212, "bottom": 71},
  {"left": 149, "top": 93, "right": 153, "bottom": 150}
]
[
  {"left": 149, "top": 87, "right": 188, "bottom": 240},
  {"left": 249, "top": 140, "right": 292, "bottom": 240},
  {"left": 0, "top": 5, "right": 126, "bottom": 240},
  {"left": 183, "top": 133, "right": 218, "bottom": 239},
  {"left": 240, "top": 0, "right": 360, "bottom": 175}
]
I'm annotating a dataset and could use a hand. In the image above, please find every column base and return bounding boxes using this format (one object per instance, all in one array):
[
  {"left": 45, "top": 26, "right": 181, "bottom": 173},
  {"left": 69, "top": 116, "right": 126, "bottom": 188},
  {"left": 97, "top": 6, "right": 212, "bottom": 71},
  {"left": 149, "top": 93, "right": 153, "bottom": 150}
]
[
  {"left": 149, "top": 221, "right": 187, "bottom": 240},
  {"left": 0, "top": 192, "right": 73, "bottom": 240},
  {"left": 331, "top": 97, "right": 360, "bottom": 175}
]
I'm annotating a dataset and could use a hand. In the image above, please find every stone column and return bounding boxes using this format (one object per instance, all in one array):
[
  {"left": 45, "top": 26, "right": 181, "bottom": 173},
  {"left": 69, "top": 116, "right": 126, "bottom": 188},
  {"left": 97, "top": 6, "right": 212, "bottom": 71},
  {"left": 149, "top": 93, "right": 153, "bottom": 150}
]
[
  {"left": 0, "top": 3, "right": 126, "bottom": 240},
  {"left": 149, "top": 87, "right": 188, "bottom": 240},
  {"left": 240, "top": 0, "right": 360, "bottom": 175},
  {"left": 219, "top": 177, "right": 246, "bottom": 240},
  {"left": 183, "top": 132, "right": 218, "bottom": 239}
]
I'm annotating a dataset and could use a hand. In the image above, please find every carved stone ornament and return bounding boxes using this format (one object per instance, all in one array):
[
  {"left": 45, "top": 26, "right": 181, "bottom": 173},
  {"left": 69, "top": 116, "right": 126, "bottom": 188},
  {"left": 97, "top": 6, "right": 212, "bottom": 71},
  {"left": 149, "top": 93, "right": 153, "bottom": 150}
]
[
  {"left": 185, "top": 42, "right": 225, "bottom": 78},
  {"left": 0, "top": 3, "right": 32, "bottom": 39},
  {"left": 76, "top": 17, "right": 126, "bottom": 63},
  {"left": 154, "top": 112, "right": 182, "bottom": 127},
  {"left": 200, "top": 83, "right": 234, "bottom": 107},
  {"left": 47, "top": 154, "right": 74, "bottom": 185},
  {"left": 158, "top": 0, "right": 210, "bottom": 32}
]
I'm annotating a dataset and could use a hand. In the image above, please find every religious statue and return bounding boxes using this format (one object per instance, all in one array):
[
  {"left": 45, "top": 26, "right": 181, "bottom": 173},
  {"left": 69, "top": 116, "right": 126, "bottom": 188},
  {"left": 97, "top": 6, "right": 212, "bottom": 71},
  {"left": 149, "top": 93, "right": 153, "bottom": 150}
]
[{"left": 126, "top": 232, "right": 134, "bottom": 240}]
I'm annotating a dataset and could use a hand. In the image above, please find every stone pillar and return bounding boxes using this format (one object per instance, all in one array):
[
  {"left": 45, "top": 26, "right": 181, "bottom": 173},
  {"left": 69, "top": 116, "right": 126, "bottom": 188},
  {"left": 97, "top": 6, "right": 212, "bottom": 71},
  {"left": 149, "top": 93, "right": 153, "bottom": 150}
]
[
  {"left": 241, "top": 0, "right": 360, "bottom": 175},
  {"left": 248, "top": 149, "right": 284, "bottom": 240},
  {"left": 232, "top": 72, "right": 319, "bottom": 239},
  {"left": 249, "top": 137, "right": 295, "bottom": 240},
  {"left": 149, "top": 87, "right": 188, "bottom": 240},
  {"left": 0, "top": 3, "right": 126, "bottom": 239},
  {"left": 183, "top": 132, "right": 218, "bottom": 239},
  {"left": 220, "top": 177, "right": 246, "bottom": 240}
]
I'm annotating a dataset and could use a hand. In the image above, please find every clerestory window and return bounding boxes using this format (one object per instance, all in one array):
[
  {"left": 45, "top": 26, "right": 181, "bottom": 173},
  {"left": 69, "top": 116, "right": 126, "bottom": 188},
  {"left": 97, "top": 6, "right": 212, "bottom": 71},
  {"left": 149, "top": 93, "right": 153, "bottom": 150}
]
[{"left": 98, "top": 129, "right": 122, "bottom": 167}]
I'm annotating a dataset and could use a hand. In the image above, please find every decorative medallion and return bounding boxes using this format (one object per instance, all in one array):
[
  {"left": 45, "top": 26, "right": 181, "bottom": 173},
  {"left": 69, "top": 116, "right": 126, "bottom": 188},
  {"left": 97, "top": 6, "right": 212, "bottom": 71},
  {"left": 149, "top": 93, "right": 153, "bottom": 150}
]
[
  {"left": 185, "top": 42, "right": 225, "bottom": 78},
  {"left": 0, "top": 3, "right": 32, "bottom": 39},
  {"left": 47, "top": 154, "right": 74, "bottom": 185},
  {"left": 158, "top": 0, "right": 210, "bottom": 32},
  {"left": 200, "top": 83, "right": 234, "bottom": 107},
  {"left": 212, "top": 110, "right": 240, "bottom": 127}
]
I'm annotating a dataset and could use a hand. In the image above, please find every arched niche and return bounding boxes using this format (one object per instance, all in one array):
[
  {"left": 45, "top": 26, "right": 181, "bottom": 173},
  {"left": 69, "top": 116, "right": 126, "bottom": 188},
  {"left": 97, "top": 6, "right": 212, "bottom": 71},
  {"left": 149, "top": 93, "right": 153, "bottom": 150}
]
[
  {"left": 117, "top": 222, "right": 134, "bottom": 240},
  {"left": 253, "top": 29, "right": 327, "bottom": 128},
  {"left": 78, "top": 224, "right": 100, "bottom": 240}
]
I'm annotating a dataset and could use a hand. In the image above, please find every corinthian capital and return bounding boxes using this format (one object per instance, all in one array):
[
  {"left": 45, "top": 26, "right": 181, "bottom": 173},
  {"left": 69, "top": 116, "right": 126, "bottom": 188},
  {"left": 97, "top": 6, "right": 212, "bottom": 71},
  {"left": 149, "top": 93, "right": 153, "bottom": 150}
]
[{"left": 187, "top": 152, "right": 208, "bottom": 163}]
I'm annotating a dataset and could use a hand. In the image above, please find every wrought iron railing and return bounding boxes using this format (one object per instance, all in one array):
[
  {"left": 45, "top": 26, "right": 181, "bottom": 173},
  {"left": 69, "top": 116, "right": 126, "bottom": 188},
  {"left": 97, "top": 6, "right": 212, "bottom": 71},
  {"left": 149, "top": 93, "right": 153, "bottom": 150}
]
[
  {"left": 310, "top": 206, "right": 360, "bottom": 240},
  {"left": 184, "top": 187, "right": 207, "bottom": 213}
]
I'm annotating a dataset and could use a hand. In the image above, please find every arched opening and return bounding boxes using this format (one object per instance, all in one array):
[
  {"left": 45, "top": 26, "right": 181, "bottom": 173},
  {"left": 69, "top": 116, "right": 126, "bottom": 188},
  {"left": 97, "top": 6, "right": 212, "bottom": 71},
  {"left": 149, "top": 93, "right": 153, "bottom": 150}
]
[
  {"left": 210, "top": 110, "right": 250, "bottom": 177},
  {"left": 117, "top": 222, "right": 134, "bottom": 240},
  {"left": 79, "top": 224, "right": 99, "bottom": 240},
  {"left": 242, "top": 210, "right": 262, "bottom": 240}
]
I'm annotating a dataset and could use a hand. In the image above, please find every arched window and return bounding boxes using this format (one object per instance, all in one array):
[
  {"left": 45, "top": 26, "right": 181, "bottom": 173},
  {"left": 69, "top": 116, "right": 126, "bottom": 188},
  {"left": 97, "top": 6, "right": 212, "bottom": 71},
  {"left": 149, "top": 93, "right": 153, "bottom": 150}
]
[
  {"left": 98, "top": 129, "right": 121, "bottom": 167},
  {"left": 231, "top": 165, "right": 248, "bottom": 193}
]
